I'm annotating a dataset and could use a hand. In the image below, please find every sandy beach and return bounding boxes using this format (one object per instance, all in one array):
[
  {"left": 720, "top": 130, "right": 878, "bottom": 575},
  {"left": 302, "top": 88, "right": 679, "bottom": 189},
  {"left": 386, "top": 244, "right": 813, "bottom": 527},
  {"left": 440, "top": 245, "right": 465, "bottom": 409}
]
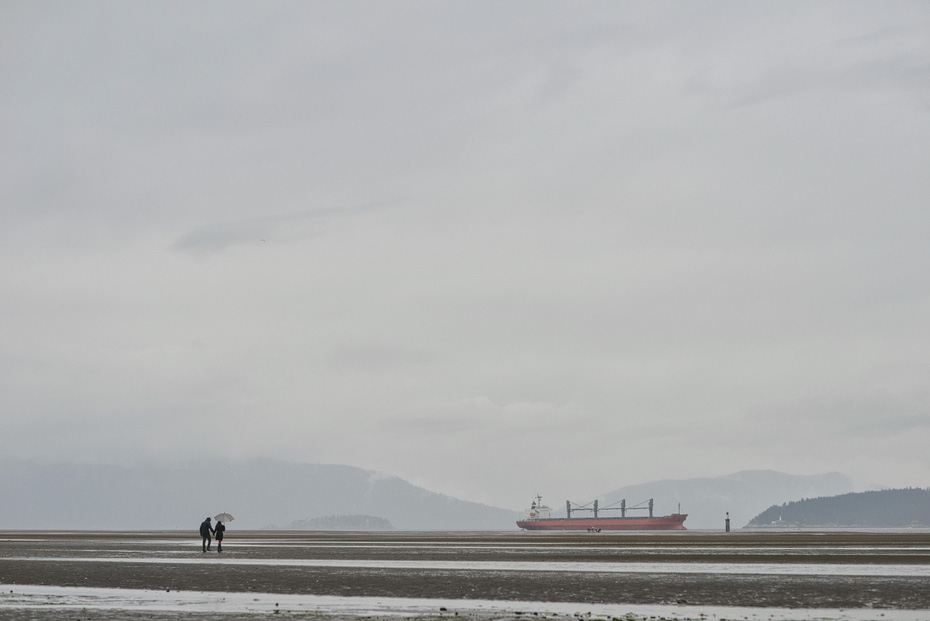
[{"left": 2, "top": 530, "right": 929, "bottom": 620}]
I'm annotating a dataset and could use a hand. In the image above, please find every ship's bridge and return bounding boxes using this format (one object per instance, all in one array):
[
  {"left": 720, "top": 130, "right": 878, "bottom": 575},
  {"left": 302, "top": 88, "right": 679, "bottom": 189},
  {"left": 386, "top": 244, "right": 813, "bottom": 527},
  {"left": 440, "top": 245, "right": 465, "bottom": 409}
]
[{"left": 524, "top": 495, "right": 551, "bottom": 520}]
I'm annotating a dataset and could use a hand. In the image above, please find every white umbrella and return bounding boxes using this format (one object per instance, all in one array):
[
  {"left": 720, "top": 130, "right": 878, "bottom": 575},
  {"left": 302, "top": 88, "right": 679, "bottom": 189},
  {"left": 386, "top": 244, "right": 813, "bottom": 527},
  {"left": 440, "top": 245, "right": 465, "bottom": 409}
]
[{"left": 214, "top": 513, "right": 234, "bottom": 522}]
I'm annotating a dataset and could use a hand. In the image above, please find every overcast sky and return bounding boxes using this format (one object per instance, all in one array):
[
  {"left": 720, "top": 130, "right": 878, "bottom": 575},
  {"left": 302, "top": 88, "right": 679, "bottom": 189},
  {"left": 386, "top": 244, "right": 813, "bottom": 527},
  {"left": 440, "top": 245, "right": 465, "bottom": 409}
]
[{"left": 2, "top": 1, "right": 929, "bottom": 509}]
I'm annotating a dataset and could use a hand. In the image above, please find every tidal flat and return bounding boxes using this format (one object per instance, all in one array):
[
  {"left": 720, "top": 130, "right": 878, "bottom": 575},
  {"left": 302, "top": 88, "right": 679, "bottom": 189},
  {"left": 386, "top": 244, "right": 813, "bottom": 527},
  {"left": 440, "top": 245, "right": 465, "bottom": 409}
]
[{"left": 1, "top": 530, "right": 929, "bottom": 620}]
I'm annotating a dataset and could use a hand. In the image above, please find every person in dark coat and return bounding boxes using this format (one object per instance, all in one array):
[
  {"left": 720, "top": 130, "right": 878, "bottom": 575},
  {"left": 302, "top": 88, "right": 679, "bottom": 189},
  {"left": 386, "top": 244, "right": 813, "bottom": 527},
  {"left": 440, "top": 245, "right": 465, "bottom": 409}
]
[
  {"left": 214, "top": 520, "right": 226, "bottom": 552},
  {"left": 199, "top": 517, "right": 214, "bottom": 552}
]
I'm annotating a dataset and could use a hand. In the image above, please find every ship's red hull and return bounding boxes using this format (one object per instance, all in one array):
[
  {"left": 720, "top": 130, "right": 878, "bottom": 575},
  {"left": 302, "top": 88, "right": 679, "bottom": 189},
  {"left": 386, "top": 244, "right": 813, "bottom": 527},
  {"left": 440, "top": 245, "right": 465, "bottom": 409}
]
[{"left": 517, "top": 514, "right": 687, "bottom": 531}]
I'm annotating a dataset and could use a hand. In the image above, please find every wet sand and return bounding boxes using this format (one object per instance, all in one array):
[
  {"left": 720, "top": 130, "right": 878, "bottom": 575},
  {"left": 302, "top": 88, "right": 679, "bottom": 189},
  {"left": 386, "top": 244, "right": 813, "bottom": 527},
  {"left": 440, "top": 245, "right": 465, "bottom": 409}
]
[{"left": 2, "top": 530, "right": 929, "bottom": 620}]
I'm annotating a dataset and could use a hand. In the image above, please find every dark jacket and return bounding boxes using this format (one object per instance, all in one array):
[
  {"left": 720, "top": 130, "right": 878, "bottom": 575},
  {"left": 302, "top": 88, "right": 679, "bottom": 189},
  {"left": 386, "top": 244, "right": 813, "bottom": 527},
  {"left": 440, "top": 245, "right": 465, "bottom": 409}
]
[
  {"left": 200, "top": 519, "right": 214, "bottom": 537},
  {"left": 215, "top": 522, "right": 226, "bottom": 540}
]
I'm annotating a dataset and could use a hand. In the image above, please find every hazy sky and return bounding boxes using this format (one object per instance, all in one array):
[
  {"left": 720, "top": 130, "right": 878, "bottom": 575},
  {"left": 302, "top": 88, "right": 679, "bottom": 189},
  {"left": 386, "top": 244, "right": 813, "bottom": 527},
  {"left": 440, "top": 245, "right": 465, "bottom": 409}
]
[{"left": 2, "top": 1, "right": 929, "bottom": 509}]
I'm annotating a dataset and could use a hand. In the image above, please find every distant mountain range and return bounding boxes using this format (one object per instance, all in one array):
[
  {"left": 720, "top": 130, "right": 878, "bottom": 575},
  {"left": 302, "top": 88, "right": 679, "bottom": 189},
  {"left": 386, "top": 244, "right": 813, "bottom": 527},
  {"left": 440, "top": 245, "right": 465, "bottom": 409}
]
[
  {"left": 0, "top": 459, "right": 865, "bottom": 531},
  {"left": 594, "top": 470, "right": 856, "bottom": 529},
  {"left": 0, "top": 459, "right": 518, "bottom": 530},
  {"left": 747, "top": 488, "right": 930, "bottom": 528}
]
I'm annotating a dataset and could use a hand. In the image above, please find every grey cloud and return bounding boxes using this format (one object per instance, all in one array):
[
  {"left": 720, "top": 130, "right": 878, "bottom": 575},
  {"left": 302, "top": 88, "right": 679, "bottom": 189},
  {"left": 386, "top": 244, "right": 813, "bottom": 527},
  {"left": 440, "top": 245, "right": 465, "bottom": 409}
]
[
  {"left": 739, "top": 392, "right": 930, "bottom": 443},
  {"left": 173, "top": 200, "right": 404, "bottom": 253},
  {"left": 327, "top": 343, "right": 430, "bottom": 375}
]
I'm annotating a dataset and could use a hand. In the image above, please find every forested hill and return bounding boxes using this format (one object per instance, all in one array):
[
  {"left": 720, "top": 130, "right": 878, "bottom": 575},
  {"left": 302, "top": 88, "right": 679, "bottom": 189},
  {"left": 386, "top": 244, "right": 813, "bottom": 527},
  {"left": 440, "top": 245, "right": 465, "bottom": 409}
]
[{"left": 747, "top": 488, "right": 930, "bottom": 528}]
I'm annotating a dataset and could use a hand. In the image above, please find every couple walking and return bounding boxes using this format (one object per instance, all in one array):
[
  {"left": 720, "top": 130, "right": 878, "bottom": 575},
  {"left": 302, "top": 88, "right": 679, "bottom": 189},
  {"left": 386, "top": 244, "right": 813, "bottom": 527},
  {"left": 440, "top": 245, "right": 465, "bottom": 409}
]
[{"left": 199, "top": 516, "right": 226, "bottom": 552}]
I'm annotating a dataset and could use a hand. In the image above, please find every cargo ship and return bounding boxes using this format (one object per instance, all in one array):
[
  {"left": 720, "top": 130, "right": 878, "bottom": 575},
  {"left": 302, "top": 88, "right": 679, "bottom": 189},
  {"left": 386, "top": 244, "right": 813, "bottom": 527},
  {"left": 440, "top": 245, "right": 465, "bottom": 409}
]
[{"left": 516, "top": 494, "right": 687, "bottom": 531}]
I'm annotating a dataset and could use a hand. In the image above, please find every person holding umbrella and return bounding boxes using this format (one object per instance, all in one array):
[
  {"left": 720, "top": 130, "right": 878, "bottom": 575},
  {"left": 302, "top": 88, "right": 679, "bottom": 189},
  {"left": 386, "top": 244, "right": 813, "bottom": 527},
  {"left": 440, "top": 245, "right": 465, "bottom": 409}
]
[
  {"left": 199, "top": 517, "right": 214, "bottom": 552},
  {"left": 214, "top": 513, "right": 234, "bottom": 552}
]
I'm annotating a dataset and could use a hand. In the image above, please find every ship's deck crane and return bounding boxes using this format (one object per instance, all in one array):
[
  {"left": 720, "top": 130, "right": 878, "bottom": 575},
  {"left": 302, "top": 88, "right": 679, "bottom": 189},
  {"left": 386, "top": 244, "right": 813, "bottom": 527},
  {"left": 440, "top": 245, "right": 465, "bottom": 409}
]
[{"left": 566, "top": 498, "right": 654, "bottom": 518}]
